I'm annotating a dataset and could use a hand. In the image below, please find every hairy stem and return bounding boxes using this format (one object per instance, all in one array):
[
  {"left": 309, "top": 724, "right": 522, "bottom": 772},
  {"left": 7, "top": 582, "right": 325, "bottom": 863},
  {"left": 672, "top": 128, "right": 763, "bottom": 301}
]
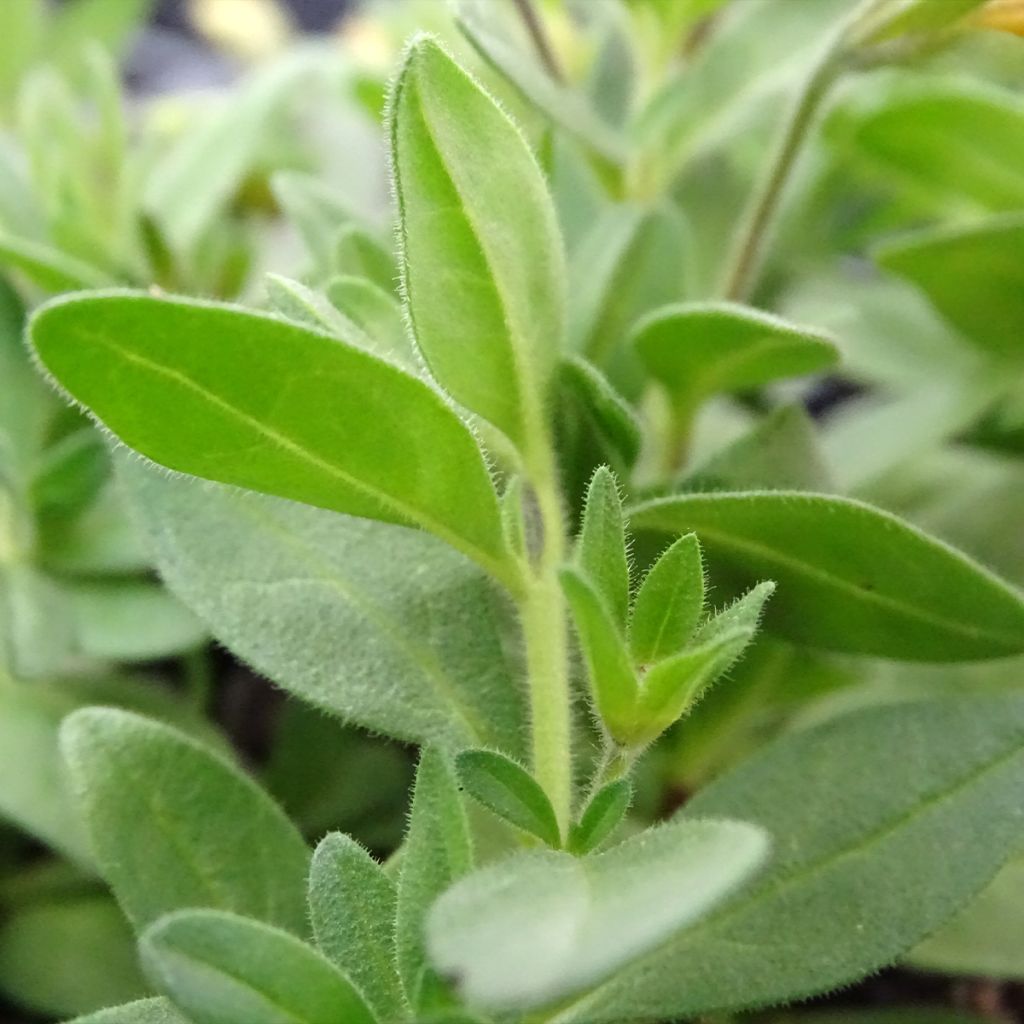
[
  {"left": 718, "top": 50, "right": 841, "bottom": 302},
  {"left": 520, "top": 442, "right": 572, "bottom": 838}
]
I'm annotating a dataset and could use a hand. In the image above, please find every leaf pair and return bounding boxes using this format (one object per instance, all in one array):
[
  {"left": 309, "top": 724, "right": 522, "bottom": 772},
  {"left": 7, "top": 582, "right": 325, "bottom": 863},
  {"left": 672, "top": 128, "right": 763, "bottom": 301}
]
[{"left": 562, "top": 468, "right": 772, "bottom": 746}]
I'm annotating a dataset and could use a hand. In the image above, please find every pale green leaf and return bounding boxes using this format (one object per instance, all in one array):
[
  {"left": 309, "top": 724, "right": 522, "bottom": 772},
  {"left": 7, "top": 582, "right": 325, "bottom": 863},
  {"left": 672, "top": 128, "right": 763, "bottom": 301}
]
[
  {"left": 455, "top": 749, "right": 561, "bottom": 847},
  {"left": 390, "top": 35, "right": 565, "bottom": 448},
  {"left": 60, "top": 707, "right": 310, "bottom": 933},
  {"left": 67, "top": 998, "right": 189, "bottom": 1024},
  {"left": 427, "top": 817, "right": 767, "bottom": 1010},
  {"left": 140, "top": 910, "right": 377, "bottom": 1024},
  {"left": 629, "top": 534, "right": 704, "bottom": 665},
  {"left": 118, "top": 459, "right": 525, "bottom": 753},
  {"left": 325, "top": 274, "right": 411, "bottom": 362},
  {"left": 30, "top": 292, "right": 510, "bottom": 583},
  {"left": 309, "top": 833, "right": 405, "bottom": 1022},
  {"left": 630, "top": 491, "right": 1024, "bottom": 660},
  {"left": 397, "top": 748, "right": 472, "bottom": 1006},
  {"left": 0, "top": 231, "right": 112, "bottom": 291},
  {"left": 554, "top": 697, "right": 1024, "bottom": 1021}
]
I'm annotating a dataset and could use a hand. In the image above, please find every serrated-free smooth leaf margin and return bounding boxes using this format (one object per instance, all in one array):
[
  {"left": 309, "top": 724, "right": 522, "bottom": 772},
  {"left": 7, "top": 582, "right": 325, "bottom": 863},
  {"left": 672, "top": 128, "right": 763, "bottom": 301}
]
[
  {"left": 630, "top": 491, "right": 1024, "bottom": 660},
  {"left": 29, "top": 291, "right": 513, "bottom": 587},
  {"left": 554, "top": 696, "right": 1024, "bottom": 1021}
]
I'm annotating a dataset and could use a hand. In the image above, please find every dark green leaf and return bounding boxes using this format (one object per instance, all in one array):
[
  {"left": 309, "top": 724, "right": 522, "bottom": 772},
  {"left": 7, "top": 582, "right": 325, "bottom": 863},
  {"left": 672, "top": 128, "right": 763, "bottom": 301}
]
[
  {"left": 569, "top": 778, "right": 631, "bottom": 855},
  {"left": 560, "top": 356, "right": 642, "bottom": 468},
  {"left": 140, "top": 910, "right": 377, "bottom": 1024},
  {"left": 630, "top": 491, "right": 1024, "bottom": 660},
  {"left": 455, "top": 749, "right": 561, "bottom": 847}
]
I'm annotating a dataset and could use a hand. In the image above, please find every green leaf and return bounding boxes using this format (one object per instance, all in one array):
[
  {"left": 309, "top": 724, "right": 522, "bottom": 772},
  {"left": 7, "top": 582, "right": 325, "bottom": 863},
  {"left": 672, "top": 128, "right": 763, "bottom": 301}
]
[
  {"left": 847, "top": 79, "right": 1024, "bottom": 213},
  {"left": 767, "top": 1014, "right": 989, "bottom": 1024},
  {"left": 326, "top": 275, "right": 411, "bottom": 363},
  {"left": 264, "top": 273, "right": 348, "bottom": 335},
  {"left": 0, "top": 231, "right": 112, "bottom": 291},
  {"left": 632, "top": 302, "right": 838, "bottom": 411},
  {"left": 397, "top": 748, "right": 472, "bottom": 1006},
  {"left": 629, "top": 534, "right": 705, "bottom": 665},
  {"left": 333, "top": 225, "right": 396, "bottom": 293},
  {"left": 390, "top": 35, "right": 565, "bottom": 449},
  {"left": 455, "top": 749, "right": 561, "bottom": 847},
  {"left": 67, "top": 998, "right": 190, "bottom": 1024},
  {"left": 30, "top": 292, "right": 510, "bottom": 583},
  {"left": 685, "top": 404, "right": 834, "bottom": 492},
  {"left": 629, "top": 491, "right": 1024, "bottom": 660},
  {"left": 852, "top": 0, "right": 985, "bottom": 43},
  {"left": 60, "top": 707, "right": 309, "bottom": 933},
  {"left": 876, "top": 213, "right": 1024, "bottom": 358},
  {"left": 427, "top": 817, "right": 768, "bottom": 1011},
  {"left": 308, "top": 833, "right": 405, "bottom": 1022},
  {"left": 119, "top": 459, "right": 525, "bottom": 753},
  {"left": 694, "top": 581, "right": 776, "bottom": 647},
  {"left": 554, "top": 697, "right": 1024, "bottom": 1022},
  {"left": 67, "top": 581, "right": 206, "bottom": 662},
  {"left": 140, "top": 910, "right": 377, "bottom": 1024},
  {"left": 909, "top": 857, "right": 1024, "bottom": 979},
  {"left": 30, "top": 428, "right": 108, "bottom": 516},
  {"left": 0, "top": 894, "right": 147, "bottom": 1018},
  {"left": 576, "top": 467, "right": 630, "bottom": 627},
  {"left": 559, "top": 566, "right": 637, "bottom": 740},
  {"left": 569, "top": 778, "right": 631, "bottom": 855},
  {"left": 560, "top": 356, "right": 642, "bottom": 468},
  {"left": 271, "top": 172, "right": 355, "bottom": 274}
]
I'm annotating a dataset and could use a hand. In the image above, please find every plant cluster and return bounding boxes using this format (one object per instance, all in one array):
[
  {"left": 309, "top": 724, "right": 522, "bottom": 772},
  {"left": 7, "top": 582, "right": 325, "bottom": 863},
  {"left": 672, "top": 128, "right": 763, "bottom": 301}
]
[{"left": 2, "top": 1, "right": 1024, "bottom": 1023}]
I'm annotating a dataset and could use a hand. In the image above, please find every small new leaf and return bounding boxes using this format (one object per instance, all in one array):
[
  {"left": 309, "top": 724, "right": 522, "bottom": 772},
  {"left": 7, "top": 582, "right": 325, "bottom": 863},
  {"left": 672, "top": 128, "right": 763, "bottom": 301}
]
[
  {"left": 456, "top": 749, "right": 561, "bottom": 847},
  {"left": 576, "top": 467, "right": 631, "bottom": 627},
  {"left": 570, "top": 778, "right": 632, "bottom": 855}
]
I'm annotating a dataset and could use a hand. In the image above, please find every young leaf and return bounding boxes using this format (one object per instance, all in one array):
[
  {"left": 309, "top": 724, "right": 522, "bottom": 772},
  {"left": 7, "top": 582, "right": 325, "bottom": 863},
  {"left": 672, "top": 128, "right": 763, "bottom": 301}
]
[
  {"left": 264, "top": 273, "right": 349, "bottom": 335},
  {"left": 68, "top": 998, "right": 190, "bottom": 1024},
  {"left": 140, "top": 910, "right": 377, "bottom": 1024},
  {"left": 694, "top": 581, "right": 776, "bottom": 647},
  {"left": 60, "top": 707, "right": 310, "bottom": 933},
  {"left": 876, "top": 213, "right": 1024, "bottom": 358},
  {"left": 0, "top": 894, "right": 146, "bottom": 1018},
  {"left": 576, "top": 467, "right": 631, "bottom": 627},
  {"left": 569, "top": 778, "right": 632, "bottom": 855},
  {"left": 308, "top": 833, "right": 406, "bottom": 1022},
  {"left": 427, "top": 817, "right": 768, "bottom": 1010},
  {"left": 397, "top": 748, "right": 473, "bottom": 1005},
  {"left": 118, "top": 459, "right": 526, "bottom": 754},
  {"left": 0, "top": 232, "right": 113, "bottom": 291},
  {"left": 326, "top": 275, "right": 411, "bottom": 363},
  {"left": 560, "top": 356, "right": 643, "bottom": 468},
  {"left": 554, "top": 696, "right": 1024, "bottom": 1021},
  {"left": 390, "top": 35, "right": 565, "bottom": 449},
  {"left": 30, "top": 428, "right": 107, "bottom": 516},
  {"left": 629, "top": 491, "right": 1024, "bottom": 660},
  {"left": 629, "top": 533, "right": 705, "bottom": 665},
  {"left": 632, "top": 302, "right": 838, "bottom": 411},
  {"left": 559, "top": 566, "right": 638, "bottom": 740},
  {"left": 30, "top": 292, "right": 510, "bottom": 583},
  {"left": 333, "top": 224, "right": 396, "bottom": 293},
  {"left": 455, "top": 749, "right": 561, "bottom": 847}
]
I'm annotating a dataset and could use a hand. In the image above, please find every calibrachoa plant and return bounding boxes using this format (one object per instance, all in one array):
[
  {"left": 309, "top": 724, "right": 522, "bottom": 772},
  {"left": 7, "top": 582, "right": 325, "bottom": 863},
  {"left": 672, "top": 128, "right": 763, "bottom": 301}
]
[{"left": 2, "top": 0, "right": 1024, "bottom": 1021}]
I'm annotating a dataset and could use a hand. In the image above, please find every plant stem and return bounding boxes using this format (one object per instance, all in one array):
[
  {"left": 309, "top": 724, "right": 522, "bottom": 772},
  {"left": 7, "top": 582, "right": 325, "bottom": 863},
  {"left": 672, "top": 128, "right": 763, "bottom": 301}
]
[
  {"left": 511, "top": 0, "right": 566, "bottom": 83},
  {"left": 520, "top": 443, "right": 573, "bottom": 838},
  {"left": 718, "top": 47, "right": 843, "bottom": 303}
]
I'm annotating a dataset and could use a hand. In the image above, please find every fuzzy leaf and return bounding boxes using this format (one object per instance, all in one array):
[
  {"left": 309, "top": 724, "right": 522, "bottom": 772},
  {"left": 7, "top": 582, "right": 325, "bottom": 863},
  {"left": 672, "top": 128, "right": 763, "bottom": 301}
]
[
  {"left": 876, "top": 213, "right": 1024, "bottom": 358},
  {"left": 629, "top": 533, "right": 705, "bottom": 665},
  {"left": 140, "top": 910, "right": 377, "bottom": 1024},
  {"left": 560, "top": 356, "right": 642, "bottom": 468},
  {"left": 119, "top": 459, "right": 525, "bottom": 753},
  {"left": 390, "top": 36, "right": 565, "bottom": 448},
  {"left": 427, "top": 817, "right": 768, "bottom": 1010},
  {"left": 60, "top": 707, "right": 309, "bottom": 933},
  {"left": 30, "top": 292, "right": 510, "bottom": 582},
  {"left": 632, "top": 302, "right": 838, "bottom": 410},
  {"left": 264, "top": 273, "right": 348, "bottom": 334},
  {"left": 309, "top": 833, "right": 405, "bottom": 1021},
  {"left": 569, "top": 778, "right": 632, "bottom": 855},
  {"left": 577, "top": 467, "right": 630, "bottom": 627},
  {"left": 456, "top": 749, "right": 561, "bottom": 847},
  {"left": 397, "top": 749, "right": 473, "bottom": 1006},
  {"left": 630, "top": 491, "right": 1024, "bottom": 660},
  {"left": 326, "top": 275, "right": 411, "bottom": 362},
  {"left": 67, "top": 999, "right": 189, "bottom": 1024},
  {"left": 554, "top": 697, "right": 1024, "bottom": 1022},
  {"left": 559, "top": 566, "right": 637, "bottom": 739}
]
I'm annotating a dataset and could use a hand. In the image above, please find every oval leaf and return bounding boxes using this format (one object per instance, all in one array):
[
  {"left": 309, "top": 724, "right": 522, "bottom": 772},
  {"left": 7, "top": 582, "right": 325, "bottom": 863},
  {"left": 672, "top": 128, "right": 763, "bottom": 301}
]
[
  {"left": 569, "top": 778, "right": 632, "bottom": 855},
  {"left": 390, "top": 35, "right": 565, "bottom": 449},
  {"left": 554, "top": 696, "right": 1024, "bottom": 1022},
  {"left": 455, "top": 749, "right": 561, "bottom": 847},
  {"left": 140, "top": 910, "right": 377, "bottom": 1024},
  {"left": 427, "top": 817, "right": 768, "bottom": 1011},
  {"left": 630, "top": 491, "right": 1024, "bottom": 660},
  {"left": 60, "top": 707, "right": 309, "bottom": 933},
  {"left": 29, "top": 292, "right": 510, "bottom": 584}
]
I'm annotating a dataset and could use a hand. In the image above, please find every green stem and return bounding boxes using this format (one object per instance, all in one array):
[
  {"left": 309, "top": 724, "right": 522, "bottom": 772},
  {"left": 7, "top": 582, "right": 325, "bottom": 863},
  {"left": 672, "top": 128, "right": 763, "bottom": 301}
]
[
  {"left": 718, "top": 46, "right": 844, "bottom": 303},
  {"left": 520, "top": 447, "right": 572, "bottom": 837}
]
